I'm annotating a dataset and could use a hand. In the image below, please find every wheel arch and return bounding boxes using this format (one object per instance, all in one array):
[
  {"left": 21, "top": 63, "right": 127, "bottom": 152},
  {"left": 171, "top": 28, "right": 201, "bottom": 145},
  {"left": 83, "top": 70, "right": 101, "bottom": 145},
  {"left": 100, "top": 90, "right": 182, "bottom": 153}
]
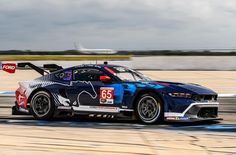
[
  {"left": 28, "top": 87, "right": 53, "bottom": 104},
  {"left": 132, "top": 89, "right": 165, "bottom": 109}
]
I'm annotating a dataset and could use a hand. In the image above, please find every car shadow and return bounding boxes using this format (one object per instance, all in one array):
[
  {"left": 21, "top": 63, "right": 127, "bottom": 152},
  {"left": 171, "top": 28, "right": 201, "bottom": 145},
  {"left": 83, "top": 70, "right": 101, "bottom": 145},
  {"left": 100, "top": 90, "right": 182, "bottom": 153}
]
[{"left": 0, "top": 114, "right": 222, "bottom": 130}]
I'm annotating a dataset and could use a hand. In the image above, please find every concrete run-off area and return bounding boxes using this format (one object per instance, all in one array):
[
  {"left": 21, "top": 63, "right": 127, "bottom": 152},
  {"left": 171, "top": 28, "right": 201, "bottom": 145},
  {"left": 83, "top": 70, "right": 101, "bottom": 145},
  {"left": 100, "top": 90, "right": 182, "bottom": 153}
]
[
  {"left": 0, "top": 123, "right": 235, "bottom": 155},
  {"left": 0, "top": 70, "right": 236, "bottom": 94}
]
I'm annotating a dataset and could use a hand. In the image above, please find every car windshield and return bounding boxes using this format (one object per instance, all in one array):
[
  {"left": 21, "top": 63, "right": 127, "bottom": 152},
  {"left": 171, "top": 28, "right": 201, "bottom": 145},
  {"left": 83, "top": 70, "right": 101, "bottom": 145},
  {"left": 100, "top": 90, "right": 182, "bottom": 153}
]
[{"left": 105, "top": 66, "right": 151, "bottom": 82}]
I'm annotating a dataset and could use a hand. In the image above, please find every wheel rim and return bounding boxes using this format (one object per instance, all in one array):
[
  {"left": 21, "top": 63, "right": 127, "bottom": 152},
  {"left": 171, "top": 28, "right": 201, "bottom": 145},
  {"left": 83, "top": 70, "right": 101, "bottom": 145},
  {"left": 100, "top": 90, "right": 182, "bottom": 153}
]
[
  {"left": 32, "top": 93, "right": 51, "bottom": 117},
  {"left": 138, "top": 96, "right": 161, "bottom": 122}
]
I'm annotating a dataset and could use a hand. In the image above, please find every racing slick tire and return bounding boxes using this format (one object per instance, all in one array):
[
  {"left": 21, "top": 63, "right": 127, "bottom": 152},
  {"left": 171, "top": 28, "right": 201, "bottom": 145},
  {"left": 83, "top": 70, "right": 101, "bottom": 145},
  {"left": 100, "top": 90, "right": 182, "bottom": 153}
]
[
  {"left": 31, "top": 91, "right": 55, "bottom": 120},
  {"left": 135, "top": 93, "right": 163, "bottom": 124}
]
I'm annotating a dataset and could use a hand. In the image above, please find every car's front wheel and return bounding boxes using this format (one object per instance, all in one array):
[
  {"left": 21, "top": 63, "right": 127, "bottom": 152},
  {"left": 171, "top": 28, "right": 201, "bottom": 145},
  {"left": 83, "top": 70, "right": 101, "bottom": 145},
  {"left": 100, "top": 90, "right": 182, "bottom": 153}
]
[
  {"left": 31, "top": 91, "right": 55, "bottom": 120},
  {"left": 135, "top": 93, "right": 163, "bottom": 124}
]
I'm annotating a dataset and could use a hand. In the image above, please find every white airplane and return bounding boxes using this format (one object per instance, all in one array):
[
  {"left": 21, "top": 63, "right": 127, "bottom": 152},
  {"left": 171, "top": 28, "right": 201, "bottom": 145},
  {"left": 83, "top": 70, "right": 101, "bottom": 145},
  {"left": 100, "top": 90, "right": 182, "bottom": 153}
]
[{"left": 74, "top": 43, "right": 117, "bottom": 54}]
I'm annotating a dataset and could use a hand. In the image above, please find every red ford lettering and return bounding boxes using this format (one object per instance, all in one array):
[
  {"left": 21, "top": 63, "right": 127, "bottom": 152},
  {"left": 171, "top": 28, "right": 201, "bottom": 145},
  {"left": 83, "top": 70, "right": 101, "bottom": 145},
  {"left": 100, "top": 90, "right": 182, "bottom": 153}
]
[{"left": 2, "top": 63, "right": 16, "bottom": 73}]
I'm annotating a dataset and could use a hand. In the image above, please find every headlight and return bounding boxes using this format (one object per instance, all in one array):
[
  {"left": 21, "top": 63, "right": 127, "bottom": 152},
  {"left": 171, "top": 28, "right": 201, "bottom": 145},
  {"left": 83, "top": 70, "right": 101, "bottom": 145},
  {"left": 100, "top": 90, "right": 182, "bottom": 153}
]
[{"left": 168, "top": 93, "right": 192, "bottom": 98}]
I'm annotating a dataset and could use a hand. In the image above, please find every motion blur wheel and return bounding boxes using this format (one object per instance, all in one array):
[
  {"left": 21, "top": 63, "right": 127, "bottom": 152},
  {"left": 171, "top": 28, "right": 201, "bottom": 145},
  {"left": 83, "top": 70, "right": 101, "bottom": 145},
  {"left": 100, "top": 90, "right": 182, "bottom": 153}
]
[
  {"left": 135, "top": 93, "right": 163, "bottom": 124},
  {"left": 31, "top": 91, "right": 55, "bottom": 120}
]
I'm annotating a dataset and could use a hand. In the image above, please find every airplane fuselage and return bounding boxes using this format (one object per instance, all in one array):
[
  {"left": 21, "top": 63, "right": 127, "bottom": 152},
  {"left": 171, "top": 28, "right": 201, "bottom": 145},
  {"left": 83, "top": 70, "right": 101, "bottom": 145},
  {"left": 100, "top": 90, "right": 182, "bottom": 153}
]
[{"left": 79, "top": 49, "right": 117, "bottom": 54}]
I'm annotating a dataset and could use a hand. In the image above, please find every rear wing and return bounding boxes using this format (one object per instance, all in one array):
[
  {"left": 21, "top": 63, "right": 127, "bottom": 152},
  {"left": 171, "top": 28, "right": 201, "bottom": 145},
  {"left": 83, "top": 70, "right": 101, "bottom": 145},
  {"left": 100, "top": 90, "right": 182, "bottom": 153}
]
[
  {"left": 43, "top": 64, "right": 63, "bottom": 73},
  {"left": 17, "top": 62, "right": 63, "bottom": 75}
]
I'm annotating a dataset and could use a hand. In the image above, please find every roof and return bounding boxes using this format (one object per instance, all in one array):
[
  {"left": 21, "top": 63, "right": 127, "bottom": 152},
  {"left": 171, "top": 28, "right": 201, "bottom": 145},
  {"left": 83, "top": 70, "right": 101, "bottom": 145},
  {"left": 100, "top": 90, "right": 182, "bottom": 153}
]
[
  {"left": 56, "top": 63, "right": 126, "bottom": 72},
  {"left": 80, "top": 64, "right": 125, "bottom": 68}
]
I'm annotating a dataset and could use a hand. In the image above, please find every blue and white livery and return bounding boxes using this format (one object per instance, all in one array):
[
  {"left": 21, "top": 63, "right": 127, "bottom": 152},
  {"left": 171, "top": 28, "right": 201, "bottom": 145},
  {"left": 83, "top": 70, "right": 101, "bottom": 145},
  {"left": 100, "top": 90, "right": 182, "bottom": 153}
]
[{"left": 13, "top": 63, "right": 221, "bottom": 124}]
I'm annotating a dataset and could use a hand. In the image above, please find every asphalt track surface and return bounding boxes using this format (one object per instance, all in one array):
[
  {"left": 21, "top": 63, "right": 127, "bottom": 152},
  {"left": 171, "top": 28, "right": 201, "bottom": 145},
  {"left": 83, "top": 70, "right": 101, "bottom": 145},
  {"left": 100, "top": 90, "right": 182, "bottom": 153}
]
[{"left": 0, "top": 96, "right": 235, "bottom": 155}]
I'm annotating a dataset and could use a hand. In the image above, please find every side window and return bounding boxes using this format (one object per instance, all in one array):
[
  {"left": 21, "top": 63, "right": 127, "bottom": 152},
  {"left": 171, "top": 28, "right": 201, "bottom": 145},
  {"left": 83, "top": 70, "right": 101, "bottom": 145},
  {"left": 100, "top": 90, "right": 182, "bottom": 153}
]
[
  {"left": 55, "top": 70, "right": 72, "bottom": 81},
  {"left": 73, "top": 68, "right": 105, "bottom": 81}
]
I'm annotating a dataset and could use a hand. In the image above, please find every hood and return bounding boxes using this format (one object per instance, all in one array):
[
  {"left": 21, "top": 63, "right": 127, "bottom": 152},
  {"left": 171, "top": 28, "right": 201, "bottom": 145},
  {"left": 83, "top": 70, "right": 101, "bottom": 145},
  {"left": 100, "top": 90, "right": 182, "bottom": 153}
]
[{"left": 148, "top": 81, "right": 217, "bottom": 95}]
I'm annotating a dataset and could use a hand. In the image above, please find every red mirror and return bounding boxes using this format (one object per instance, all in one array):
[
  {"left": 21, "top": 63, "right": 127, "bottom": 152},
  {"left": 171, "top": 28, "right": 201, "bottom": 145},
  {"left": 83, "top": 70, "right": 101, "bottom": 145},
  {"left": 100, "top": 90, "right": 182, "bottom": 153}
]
[{"left": 100, "top": 75, "right": 111, "bottom": 81}]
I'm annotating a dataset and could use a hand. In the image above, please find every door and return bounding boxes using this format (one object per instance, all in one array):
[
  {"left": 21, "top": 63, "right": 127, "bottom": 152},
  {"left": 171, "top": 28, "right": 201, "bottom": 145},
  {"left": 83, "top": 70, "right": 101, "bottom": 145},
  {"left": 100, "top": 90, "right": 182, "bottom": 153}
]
[{"left": 69, "top": 67, "right": 124, "bottom": 108}]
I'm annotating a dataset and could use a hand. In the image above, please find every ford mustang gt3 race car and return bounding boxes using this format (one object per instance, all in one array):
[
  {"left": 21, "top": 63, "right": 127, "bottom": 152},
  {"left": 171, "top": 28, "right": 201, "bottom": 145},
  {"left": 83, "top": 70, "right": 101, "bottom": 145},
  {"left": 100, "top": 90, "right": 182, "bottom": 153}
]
[{"left": 13, "top": 62, "right": 221, "bottom": 123}]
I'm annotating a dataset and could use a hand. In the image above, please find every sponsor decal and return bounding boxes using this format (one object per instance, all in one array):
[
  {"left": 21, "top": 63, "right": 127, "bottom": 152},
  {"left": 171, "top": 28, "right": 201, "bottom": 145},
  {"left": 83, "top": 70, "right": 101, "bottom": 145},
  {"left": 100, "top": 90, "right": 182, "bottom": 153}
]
[
  {"left": 166, "top": 117, "right": 177, "bottom": 120},
  {"left": 72, "top": 105, "right": 119, "bottom": 113},
  {"left": 178, "top": 116, "right": 190, "bottom": 120},
  {"left": 166, "top": 116, "right": 189, "bottom": 121},
  {"left": 90, "top": 106, "right": 118, "bottom": 110},
  {"left": 63, "top": 70, "right": 72, "bottom": 81},
  {"left": 100, "top": 87, "right": 114, "bottom": 104},
  {"left": 2, "top": 63, "right": 16, "bottom": 73}
]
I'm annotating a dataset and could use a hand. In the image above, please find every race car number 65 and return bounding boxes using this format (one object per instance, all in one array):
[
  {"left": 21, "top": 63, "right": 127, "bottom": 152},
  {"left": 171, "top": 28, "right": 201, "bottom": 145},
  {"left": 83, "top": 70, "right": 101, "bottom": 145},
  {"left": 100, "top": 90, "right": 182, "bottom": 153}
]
[
  {"left": 100, "top": 87, "right": 114, "bottom": 100},
  {"left": 101, "top": 89, "right": 112, "bottom": 99}
]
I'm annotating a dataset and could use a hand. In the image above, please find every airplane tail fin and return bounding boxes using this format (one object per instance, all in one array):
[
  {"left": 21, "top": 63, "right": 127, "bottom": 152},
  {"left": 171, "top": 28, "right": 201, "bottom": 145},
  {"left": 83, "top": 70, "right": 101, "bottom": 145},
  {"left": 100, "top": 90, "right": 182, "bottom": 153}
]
[
  {"left": 78, "top": 42, "right": 84, "bottom": 50},
  {"left": 74, "top": 42, "right": 85, "bottom": 50}
]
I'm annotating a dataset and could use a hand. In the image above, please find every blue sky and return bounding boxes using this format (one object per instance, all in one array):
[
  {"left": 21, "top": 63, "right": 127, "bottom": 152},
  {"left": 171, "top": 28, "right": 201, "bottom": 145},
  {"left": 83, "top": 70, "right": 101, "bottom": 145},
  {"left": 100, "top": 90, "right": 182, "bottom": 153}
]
[{"left": 0, "top": 0, "right": 236, "bottom": 50}]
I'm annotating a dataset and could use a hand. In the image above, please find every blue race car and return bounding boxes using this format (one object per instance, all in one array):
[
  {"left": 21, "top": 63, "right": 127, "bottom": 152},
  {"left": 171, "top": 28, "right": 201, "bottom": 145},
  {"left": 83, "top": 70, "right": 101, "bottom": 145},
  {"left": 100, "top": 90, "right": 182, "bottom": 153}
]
[{"left": 13, "top": 62, "right": 221, "bottom": 123}]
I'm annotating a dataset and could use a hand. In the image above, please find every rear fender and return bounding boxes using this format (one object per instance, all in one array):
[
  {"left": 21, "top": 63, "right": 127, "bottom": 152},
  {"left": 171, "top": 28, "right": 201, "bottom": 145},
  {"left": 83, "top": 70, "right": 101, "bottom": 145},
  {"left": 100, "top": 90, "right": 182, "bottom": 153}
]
[{"left": 28, "top": 88, "right": 52, "bottom": 105}]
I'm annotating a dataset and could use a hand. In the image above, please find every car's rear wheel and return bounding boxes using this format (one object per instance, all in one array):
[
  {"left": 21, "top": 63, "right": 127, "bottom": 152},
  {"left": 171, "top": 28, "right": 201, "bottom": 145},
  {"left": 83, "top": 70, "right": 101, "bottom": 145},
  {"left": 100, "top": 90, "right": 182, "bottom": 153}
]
[
  {"left": 31, "top": 91, "right": 55, "bottom": 120},
  {"left": 135, "top": 93, "right": 163, "bottom": 124}
]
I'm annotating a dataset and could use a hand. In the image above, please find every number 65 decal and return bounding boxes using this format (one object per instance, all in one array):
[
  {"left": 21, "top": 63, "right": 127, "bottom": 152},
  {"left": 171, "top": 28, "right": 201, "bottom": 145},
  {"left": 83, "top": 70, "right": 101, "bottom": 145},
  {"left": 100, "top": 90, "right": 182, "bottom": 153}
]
[{"left": 100, "top": 87, "right": 114, "bottom": 104}]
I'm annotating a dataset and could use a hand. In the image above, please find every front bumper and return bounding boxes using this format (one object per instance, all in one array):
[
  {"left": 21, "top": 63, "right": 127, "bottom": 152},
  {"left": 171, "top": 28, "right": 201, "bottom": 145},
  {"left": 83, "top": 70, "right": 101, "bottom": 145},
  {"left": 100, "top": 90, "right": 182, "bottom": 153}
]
[{"left": 164, "top": 102, "right": 222, "bottom": 122}]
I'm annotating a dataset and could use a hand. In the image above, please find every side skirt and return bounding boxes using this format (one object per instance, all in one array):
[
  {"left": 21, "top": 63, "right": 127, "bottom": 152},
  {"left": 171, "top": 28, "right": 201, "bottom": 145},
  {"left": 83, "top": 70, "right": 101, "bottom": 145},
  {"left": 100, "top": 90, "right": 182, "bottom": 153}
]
[{"left": 58, "top": 105, "right": 134, "bottom": 113}]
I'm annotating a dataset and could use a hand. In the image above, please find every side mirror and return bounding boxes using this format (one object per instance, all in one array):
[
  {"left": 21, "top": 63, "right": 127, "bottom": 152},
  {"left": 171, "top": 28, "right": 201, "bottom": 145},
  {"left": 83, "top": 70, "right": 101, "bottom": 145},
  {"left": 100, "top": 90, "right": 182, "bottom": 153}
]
[{"left": 100, "top": 75, "right": 111, "bottom": 81}]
